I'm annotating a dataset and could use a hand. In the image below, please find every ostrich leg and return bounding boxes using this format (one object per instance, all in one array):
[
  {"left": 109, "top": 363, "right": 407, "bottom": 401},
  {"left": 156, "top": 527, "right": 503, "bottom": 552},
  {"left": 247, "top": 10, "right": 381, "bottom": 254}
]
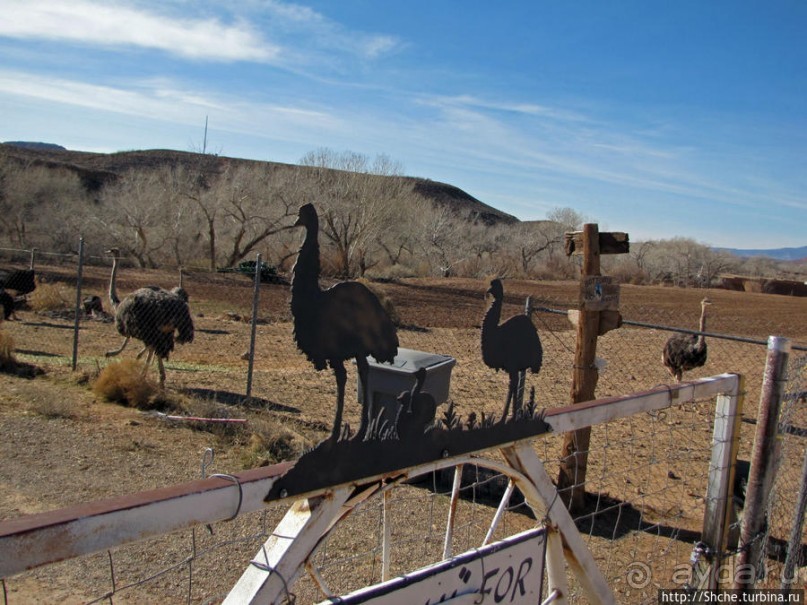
[
  {"left": 331, "top": 361, "right": 347, "bottom": 441},
  {"left": 157, "top": 357, "right": 166, "bottom": 387},
  {"left": 105, "top": 337, "right": 130, "bottom": 357}
]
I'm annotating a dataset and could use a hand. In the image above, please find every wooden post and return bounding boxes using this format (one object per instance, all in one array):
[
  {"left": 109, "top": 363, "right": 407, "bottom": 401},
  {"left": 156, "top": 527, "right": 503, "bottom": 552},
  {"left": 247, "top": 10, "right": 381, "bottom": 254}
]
[
  {"left": 700, "top": 377, "right": 744, "bottom": 590},
  {"left": 557, "top": 224, "right": 600, "bottom": 511},
  {"left": 734, "top": 336, "right": 790, "bottom": 592}
]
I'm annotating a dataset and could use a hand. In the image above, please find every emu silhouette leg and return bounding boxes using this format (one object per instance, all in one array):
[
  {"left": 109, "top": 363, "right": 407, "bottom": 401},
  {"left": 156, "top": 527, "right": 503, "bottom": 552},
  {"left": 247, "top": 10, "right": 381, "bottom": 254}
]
[
  {"left": 105, "top": 337, "right": 130, "bottom": 357},
  {"left": 356, "top": 356, "right": 371, "bottom": 440},
  {"left": 500, "top": 374, "right": 517, "bottom": 423},
  {"left": 331, "top": 362, "right": 347, "bottom": 441}
]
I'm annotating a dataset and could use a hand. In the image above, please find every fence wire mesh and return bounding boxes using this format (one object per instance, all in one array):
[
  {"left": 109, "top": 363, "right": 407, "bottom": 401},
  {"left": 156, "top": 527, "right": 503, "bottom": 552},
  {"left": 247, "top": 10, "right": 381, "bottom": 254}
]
[{"left": 1, "top": 246, "right": 805, "bottom": 603}]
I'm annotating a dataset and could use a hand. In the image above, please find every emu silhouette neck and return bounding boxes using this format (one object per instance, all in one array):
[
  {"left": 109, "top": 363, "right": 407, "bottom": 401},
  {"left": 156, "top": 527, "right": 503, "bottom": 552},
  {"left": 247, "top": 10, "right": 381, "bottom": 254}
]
[
  {"left": 481, "top": 294, "right": 503, "bottom": 366},
  {"left": 291, "top": 217, "right": 323, "bottom": 308}
]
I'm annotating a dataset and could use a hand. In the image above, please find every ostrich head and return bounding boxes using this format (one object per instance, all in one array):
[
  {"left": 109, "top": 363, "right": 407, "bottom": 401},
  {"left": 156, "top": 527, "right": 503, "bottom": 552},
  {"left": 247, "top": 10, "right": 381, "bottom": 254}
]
[
  {"left": 487, "top": 278, "right": 504, "bottom": 301},
  {"left": 701, "top": 298, "right": 713, "bottom": 310},
  {"left": 105, "top": 247, "right": 121, "bottom": 259},
  {"left": 294, "top": 203, "right": 319, "bottom": 229}
]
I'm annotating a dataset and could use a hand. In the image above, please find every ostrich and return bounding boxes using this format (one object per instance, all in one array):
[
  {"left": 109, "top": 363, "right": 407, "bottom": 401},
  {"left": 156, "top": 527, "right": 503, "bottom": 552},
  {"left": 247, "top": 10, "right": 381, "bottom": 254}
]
[
  {"left": 396, "top": 367, "right": 437, "bottom": 441},
  {"left": 105, "top": 249, "right": 194, "bottom": 386},
  {"left": 481, "top": 279, "right": 543, "bottom": 422},
  {"left": 0, "top": 289, "right": 17, "bottom": 321},
  {"left": 290, "top": 203, "right": 399, "bottom": 441},
  {"left": 662, "top": 298, "right": 712, "bottom": 382}
]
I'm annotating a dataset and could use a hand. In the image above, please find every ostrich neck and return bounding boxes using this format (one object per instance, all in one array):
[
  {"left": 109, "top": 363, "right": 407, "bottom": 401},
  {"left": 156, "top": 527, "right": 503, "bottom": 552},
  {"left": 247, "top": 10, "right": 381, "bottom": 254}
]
[
  {"left": 697, "top": 308, "right": 707, "bottom": 348},
  {"left": 108, "top": 257, "right": 121, "bottom": 310},
  {"left": 291, "top": 224, "right": 322, "bottom": 305}
]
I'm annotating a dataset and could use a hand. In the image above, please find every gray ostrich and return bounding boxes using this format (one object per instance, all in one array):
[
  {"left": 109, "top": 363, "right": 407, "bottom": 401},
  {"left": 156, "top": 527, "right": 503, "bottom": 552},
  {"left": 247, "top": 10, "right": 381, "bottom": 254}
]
[
  {"left": 481, "top": 279, "right": 543, "bottom": 422},
  {"left": 105, "top": 249, "right": 194, "bottom": 386},
  {"left": 662, "top": 298, "right": 712, "bottom": 382},
  {"left": 290, "top": 203, "right": 399, "bottom": 441}
]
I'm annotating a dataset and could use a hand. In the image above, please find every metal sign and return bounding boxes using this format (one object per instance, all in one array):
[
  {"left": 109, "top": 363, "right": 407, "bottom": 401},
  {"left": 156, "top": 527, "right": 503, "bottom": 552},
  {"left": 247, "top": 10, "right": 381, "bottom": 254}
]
[
  {"left": 320, "top": 528, "right": 546, "bottom": 604},
  {"left": 581, "top": 275, "right": 620, "bottom": 311}
]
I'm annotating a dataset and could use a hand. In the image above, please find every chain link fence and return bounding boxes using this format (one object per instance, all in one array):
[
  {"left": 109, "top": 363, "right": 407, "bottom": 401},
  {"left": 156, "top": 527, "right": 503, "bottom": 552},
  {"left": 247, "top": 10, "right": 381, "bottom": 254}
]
[{"left": 1, "top": 245, "right": 805, "bottom": 602}]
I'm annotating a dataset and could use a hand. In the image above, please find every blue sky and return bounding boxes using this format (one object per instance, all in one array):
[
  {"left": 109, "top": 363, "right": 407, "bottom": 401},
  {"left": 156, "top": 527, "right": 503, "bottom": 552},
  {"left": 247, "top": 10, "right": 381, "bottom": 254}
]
[{"left": 1, "top": 1, "right": 804, "bottom": 249}]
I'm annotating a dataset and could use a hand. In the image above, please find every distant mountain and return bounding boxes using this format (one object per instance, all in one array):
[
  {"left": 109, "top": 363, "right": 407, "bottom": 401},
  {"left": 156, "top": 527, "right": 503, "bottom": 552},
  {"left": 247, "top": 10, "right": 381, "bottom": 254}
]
[
  {"left": 3, "top": 141, "right": 67, "bottom": 151},
  {"left": 718, "top": 246, "right": 807, "bottom": 261},
  {"left": 0, "top": 144, "right": 517, "bottom": 225}
]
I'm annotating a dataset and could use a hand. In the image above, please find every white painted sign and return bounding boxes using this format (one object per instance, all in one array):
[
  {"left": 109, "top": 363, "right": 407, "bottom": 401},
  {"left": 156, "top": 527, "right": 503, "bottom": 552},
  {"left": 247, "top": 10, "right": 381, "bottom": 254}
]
[{"left": 319, "top": 528, "right": 546, "bottom": 604}]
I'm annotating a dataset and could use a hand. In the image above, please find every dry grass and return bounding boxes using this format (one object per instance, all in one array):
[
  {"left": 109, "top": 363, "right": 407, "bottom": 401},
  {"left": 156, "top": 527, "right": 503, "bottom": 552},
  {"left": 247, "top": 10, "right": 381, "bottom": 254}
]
[
  {"left": 92, "top": 359, "right": 159, "bottom": 408},
  {"left": 27, "top": 282, "right": 70, "bottom": 312},
  {"left": 0, "top": 330, "right": 16, "bottom": 368}
]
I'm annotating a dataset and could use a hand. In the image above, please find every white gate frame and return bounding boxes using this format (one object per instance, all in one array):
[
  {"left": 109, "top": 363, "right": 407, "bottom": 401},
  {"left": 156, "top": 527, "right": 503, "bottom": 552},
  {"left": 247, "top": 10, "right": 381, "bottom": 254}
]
[{"left": 0, "top": 374, "right": 741, "bottom": 604}]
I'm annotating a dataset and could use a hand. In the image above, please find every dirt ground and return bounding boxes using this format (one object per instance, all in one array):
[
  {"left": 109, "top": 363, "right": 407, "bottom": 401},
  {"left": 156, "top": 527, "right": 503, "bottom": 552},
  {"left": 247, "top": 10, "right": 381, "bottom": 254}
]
[{"left": 1, "top": 264, "right": 805, "bottom": 603}]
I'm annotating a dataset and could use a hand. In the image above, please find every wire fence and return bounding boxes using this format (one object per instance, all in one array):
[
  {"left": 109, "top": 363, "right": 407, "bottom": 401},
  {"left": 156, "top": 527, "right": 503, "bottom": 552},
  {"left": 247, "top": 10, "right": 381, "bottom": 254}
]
[{"left": 1, "top": 245, "right": 805, "bottom": 602}]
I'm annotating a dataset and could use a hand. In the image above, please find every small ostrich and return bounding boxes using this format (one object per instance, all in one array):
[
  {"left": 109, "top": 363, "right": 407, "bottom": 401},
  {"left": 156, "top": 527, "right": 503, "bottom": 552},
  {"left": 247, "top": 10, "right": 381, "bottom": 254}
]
[
  {"left": 291, "top": 203, "right": 399, "bottom": 441},
  {"left": 83, "top": 295, "right": 104, "bottom": 317},
  {"left": 481, "top": 279, "right": 543, "bottom": 422},
  {"left": 0, "top": 289, "right": 17, "bottom": 321},
  {"left": 105, "top": 249, "right": 194, "bottom": 386},
  {"left": 396, "top": 368, "right": 437, "bottom": 441},
  {"left": 662, "top": 298, "right": 712, "bottom": 382}
]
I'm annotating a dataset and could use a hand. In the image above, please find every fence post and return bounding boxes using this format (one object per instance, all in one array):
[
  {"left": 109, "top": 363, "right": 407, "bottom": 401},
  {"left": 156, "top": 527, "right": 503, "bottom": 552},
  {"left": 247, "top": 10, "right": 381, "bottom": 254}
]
[
  {"left": 516, "top": 295, "right": 533, "bottom": 412},
  {"left": 700, "top": 375, "right": 744, "bottom": 590},
  {"left": 781, "top": 444, "right": 807, "bottom": 593},
  {"left": 557, "top": 223, "right": 600, "bottom": 511},
  {"left": 734, "top": 336, "right": 790, "bottom": 592},
  {"left": 245, "top": 253, "right": 261, "bottom": 399},
  {"left": 71, "top": 237, "right": 85, "bottom": 371}
]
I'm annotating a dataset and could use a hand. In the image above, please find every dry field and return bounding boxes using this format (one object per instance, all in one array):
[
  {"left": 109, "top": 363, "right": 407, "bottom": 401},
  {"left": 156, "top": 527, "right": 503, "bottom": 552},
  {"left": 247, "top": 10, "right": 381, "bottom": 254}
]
[{"left": 1, "top": 262, "right": 805, "bottom": 603}]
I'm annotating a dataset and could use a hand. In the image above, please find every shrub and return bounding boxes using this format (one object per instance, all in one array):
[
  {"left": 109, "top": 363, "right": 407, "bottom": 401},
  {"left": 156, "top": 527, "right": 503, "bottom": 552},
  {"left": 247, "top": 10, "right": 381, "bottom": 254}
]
[
  {"left": 93, "top": 360, "right": 158, "bottom": 409},
  {"left": 0, "top": 330, "right": 16, "bottom": 368},
  {"left": 28, "top": 282, "right": 70, "bottom": 312}
]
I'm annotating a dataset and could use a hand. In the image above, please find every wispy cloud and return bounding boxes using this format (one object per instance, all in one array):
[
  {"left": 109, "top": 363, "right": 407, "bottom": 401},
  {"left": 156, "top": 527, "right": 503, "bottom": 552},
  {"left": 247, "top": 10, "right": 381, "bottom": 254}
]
[
  {"left": 2, "top": 0, "right": 278, "bottom": 62},
  {"left": 0, "top": 69, "right": 337, "bottom": 134}
]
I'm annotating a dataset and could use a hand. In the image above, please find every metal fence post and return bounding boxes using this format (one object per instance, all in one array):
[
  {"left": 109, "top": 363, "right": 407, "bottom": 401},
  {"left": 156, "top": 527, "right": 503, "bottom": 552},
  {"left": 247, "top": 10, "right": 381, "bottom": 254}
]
[
  {"left": 71, "top": 237, "right": 85, "bottom": 371},
  {"left": 781, "top": 445, "right": 807, "bottom": 593},
  {"left": 245, "top": 253, "right": 261, "bottom": 398},
  {"left": 734, "top": 336, "right": 790, "bottom": 592}
]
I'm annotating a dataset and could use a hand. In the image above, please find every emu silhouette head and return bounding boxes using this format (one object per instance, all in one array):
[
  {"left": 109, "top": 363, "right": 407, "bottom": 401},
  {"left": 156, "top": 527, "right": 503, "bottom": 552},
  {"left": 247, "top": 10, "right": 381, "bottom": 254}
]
[
  {"left": 295, "top": 203, "right": 318, "bottom": 229},
  {"left": 487, "top": 278, "right": 504, "bottom": 300}
]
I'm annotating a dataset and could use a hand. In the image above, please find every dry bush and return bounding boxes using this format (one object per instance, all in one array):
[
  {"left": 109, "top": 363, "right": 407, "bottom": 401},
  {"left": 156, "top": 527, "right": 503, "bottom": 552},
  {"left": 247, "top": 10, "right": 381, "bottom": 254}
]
[
  {"left": 178, "top": 396, "right": 248, "bottom": 441},
  {"left": 0, "top": 330, "right": 16, "bottom": 368},
  {"left": 28, "top": 282, "right": 70, "bottom": 312},
  {"left": 93, "top": 360, "right": 158, "bottom": 409},
  {"left": 30, "top": 398, "right": 77, "bottom": 420},
  {"left": 238, "top": 417, "right": 301, "bottom": 468}
]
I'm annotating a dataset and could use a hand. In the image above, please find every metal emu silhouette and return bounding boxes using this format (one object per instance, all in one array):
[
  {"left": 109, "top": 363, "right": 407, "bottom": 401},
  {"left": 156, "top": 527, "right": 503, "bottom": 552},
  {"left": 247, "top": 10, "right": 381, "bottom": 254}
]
[
  {"left": 290, "top": 203, "right": 399, "bottom": 441},
  {"left": 105, "top": 249, "right": 194, "bottom": 386},
  {"left": 662, "top": 298, "right": 712, "bottom": 382},
  {"left": 481, "top": 279, "right": 543, "bottom": 422}
]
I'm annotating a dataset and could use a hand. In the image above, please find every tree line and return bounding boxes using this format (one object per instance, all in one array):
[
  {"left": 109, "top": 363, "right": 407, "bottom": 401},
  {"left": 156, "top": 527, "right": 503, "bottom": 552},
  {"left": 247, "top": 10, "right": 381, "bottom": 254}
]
[{"left": 0, "top": 146, "right": 802, "bottom": 286}]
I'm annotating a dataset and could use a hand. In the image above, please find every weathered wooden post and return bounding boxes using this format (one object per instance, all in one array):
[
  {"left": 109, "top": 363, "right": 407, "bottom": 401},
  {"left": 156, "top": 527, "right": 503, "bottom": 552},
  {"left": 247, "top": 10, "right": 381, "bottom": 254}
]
[{"left": 557, "top": 224, "right": 628, "bottom": 511}]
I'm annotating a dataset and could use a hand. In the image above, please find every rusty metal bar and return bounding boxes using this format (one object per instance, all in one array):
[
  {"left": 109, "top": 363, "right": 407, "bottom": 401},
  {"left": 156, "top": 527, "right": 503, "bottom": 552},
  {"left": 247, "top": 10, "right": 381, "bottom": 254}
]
[
  {"left": 735, "top": 336, "right": 791, "bottom": 592},
  {"left": 71, "top": 237, "right": 84, "bottom": 371},
  {"left": 482, "top": 479, "right": 515, "bottom": 547},
  {"left": 0, "top": 462, "right": 292, "bottom": 578}
]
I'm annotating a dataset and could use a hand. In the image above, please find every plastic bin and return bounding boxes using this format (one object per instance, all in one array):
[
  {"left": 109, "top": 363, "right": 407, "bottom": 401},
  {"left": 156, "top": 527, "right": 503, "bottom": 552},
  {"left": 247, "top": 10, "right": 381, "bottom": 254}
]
[{"left": 358, "top": 348, "right": 456, "bottom": 417}]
